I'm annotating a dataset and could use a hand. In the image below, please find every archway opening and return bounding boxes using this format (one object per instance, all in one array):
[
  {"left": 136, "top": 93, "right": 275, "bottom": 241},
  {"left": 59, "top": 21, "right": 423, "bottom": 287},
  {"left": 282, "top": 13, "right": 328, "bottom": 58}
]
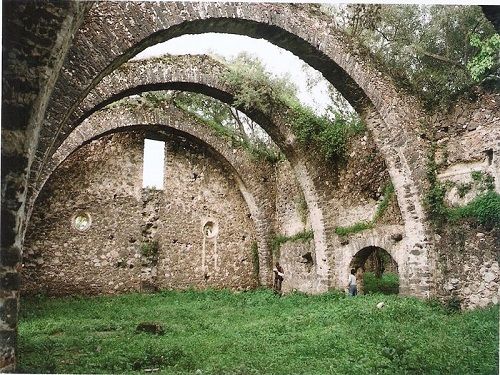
[{"left": 349, "top": 246, "right": 399, "bottom": 295}]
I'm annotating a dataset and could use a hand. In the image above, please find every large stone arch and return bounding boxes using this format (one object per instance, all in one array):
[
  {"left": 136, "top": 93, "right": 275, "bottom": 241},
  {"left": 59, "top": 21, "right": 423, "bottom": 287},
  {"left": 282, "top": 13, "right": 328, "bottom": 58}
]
[
  {"left": 23, "top": 3, "right": 433, "bottom": 297},
  {"left": 42, "top": 54, "right": 432, "bottom": 295},
  {"left": 33, "top": 56, "right": 339, "bottom": 294},
  {"left": 39, "top": 101, "right": 277, "bottom": 285}
]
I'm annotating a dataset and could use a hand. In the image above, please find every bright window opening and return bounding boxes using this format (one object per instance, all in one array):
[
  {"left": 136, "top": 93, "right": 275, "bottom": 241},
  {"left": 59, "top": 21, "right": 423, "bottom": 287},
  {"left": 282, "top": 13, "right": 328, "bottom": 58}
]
[{"left": 142, "top": 139, "right": 165, "bottom": 190}]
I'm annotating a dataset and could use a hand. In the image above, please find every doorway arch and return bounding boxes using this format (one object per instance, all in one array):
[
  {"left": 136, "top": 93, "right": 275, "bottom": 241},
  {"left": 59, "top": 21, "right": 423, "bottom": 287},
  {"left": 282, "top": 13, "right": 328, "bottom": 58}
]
[{"left": 350, "top": 246, "right": 399, "bottom": 295}]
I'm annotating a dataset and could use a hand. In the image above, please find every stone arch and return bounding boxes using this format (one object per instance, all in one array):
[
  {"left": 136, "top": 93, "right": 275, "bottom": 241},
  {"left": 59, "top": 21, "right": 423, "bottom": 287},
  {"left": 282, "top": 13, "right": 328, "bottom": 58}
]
[
  {"left": 38, "top": 101, "right": 277, "bottom": 284},
  {"left": 36, "top": 2, "right": 428, "bottom": 162},
  {"left": 24, "top": 4, "right": 434, "bottom": 291},
  {"left": 2, "top": 4, "right": 441, "bottom": 368},
  {"left": 349, "top": 246, "right": 399, "bottom": 295},
  {"left": 65, "top": 53, "right": 431, "bottom": 293},
  {"left": 34, "top": 57, "right": 336, "bottom": 293},
  {"left": 336, "top": 225, "right": 407, "bottom": 294},
  {"left": 34, "top": 52, "right": 432, "bottom": 295}
]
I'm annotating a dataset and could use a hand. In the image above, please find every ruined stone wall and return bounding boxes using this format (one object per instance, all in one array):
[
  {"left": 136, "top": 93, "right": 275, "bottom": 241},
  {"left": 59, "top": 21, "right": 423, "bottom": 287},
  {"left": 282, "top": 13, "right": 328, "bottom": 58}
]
[
  {"left": 430, "top": 91, "right": 500, "bottom": 309},
  {"left": 435, "top": 91, "right": 500, "bottom": 205},
  {"left": 274, "top": 160, "right": 317, "bottom": 292},
  {"left": 275, "top": 160, "right": 310, "bottom": 237},
  {"left": 22, "top": 131, "right": 257, "bottom": 296},
  {"left": 433, "top": 225, "right": 499, "bottom": 309},
  {"left": 22, "top": 132, "right": 143, "bottom": 295},
  {"left": 273, "top": 131, "right": 404, "bottom": 293}
]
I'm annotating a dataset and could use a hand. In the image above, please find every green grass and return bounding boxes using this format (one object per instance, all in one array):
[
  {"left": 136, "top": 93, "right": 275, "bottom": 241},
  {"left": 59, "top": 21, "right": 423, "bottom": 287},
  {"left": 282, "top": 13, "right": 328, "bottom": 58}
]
[
  {"left": 335, "top": 221, "right": 374, "bottom": 236},
  {"left": 363, "top": 272, "right": 400, "bottom": 295},
  {"left": 18, "top": 290, "right": 498, "bottom": 374}
]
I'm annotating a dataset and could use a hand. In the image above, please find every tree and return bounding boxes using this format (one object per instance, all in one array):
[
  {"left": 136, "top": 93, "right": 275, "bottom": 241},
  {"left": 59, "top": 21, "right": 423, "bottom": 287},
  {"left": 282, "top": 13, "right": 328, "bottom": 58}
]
[{"left": 322, "top": 4, "right": 498, "bottom": 110}]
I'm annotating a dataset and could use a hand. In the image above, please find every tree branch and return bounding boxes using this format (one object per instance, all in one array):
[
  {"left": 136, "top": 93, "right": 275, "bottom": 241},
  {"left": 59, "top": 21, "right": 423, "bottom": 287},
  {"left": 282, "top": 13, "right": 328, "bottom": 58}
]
[
  {"left": 230, "top": 108, "right": 249, "bottom": 141},
  {"left": 416, "top": 47, "right": 465, "bottom": 69}
]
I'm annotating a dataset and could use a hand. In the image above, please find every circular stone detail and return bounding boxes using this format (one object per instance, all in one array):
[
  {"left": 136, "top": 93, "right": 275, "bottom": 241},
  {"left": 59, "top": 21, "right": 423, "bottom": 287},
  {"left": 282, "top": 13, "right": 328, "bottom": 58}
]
[
  {"left": 72, "top": 212, "right": 92, "bottom": 231},
  {"left": 202, "top": 220, "right": 218, "bottom": 239}
]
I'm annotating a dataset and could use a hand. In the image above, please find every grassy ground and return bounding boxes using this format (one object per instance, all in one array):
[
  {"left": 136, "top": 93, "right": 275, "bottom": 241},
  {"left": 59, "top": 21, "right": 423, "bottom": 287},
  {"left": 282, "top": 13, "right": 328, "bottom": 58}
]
[
  {"left": 18, "top": 289, "right": 498, "bottom": 374},
  {"left": 363, "top": 272, "right": 399, "bottom": 295}
]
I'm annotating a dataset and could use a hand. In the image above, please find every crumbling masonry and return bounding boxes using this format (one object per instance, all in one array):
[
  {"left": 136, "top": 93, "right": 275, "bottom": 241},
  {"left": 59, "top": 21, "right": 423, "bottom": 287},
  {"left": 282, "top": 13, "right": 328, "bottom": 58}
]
[{"left": 2, "top": 2, "right": 499, "bottom": 371}]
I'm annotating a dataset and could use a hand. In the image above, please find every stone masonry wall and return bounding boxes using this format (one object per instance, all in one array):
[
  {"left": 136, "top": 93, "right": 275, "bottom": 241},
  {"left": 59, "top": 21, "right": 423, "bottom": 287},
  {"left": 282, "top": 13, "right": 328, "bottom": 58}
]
[
  {"left": 273, "top": 130, "right": 404, "bottom": 293},
  {"left": 22, "top": 131, "right": 257, "bottom": 296},
  {"left": 433, "top": 225, "right": 499, "bottom": 310},
  {"left": 430, "top": 91, "right": 500, "bottom": 309}
]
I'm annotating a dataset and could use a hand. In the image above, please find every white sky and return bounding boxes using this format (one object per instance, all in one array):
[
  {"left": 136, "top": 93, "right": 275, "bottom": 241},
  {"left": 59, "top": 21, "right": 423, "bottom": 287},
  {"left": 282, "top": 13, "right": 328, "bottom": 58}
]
[
  {"left": 136, "top": 32, "right": 346, "bottom": 186},
  {"left": 143, "top": 139, "right": 165, "bottom": 189},
  {"left": 133, "top": 33, "right": 333, "bottom": 113}
]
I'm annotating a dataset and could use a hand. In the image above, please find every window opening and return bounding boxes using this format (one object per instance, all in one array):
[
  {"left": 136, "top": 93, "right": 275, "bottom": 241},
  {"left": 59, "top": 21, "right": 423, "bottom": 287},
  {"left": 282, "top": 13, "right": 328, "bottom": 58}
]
[{"left": 142, "top": 138, "right": 165, "bottom": 190}]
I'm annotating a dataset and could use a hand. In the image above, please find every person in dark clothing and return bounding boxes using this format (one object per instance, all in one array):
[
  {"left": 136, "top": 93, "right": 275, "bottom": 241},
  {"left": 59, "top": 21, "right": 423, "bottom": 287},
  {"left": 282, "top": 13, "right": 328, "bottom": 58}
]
[{"left": 273, "top": 262, "right": 284, "bottom": 293}]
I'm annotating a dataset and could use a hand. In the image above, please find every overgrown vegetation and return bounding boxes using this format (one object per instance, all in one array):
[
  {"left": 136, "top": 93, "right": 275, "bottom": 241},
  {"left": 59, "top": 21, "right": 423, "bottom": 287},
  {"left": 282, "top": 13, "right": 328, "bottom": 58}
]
[
  {"left": 471, "top": 170, "right": 495, "bottom": 192},
  {"left": 287, "top": 102, "right": 366, "bottom": 161},
  {"left": 271, "top": 230, "right": 314, "bottom": 259},
  {"left": 448, "top": 191, "right": 500, "bottom": 228},
  {"left": 140, "top": 240, "right": 159, "bottom": 258},
  {"left": 321, "top": 4, "right": 499, "bottom": 110},
  {"left": 335, "top": 182, "right": 395, "bottom": 236},
  {"left": 223, "top": 54, "right": 365, "bottom": 162},
  {"left": 335, "top": 221, "right": 374, "bottom": 236},
  {"left": 172, "top": 94, "right": 283, "bottom": 163},
  {"left": 363, "top": 272, "right": 399, "bottom": 295},
  {"left": 425, "top": 145, "right": 499, "bottom": 228},
  {"left": 18, "top": 290, "right": 499, "bottom": 374},
  {"left": 424, "top": 144, "right": 449, "bottom": 226}
]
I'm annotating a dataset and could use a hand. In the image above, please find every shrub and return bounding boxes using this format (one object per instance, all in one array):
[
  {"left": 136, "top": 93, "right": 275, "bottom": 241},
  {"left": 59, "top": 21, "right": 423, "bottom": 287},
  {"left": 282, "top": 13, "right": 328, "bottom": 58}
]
[
  {"left": 335, "top": 221, "right": 374, "bottom": 236},
  {"left": 363, "top": 272, "right": 399, "bottom": 295},
  {"left": 140, "top": 241, "right": 159, "bottom": 258},
  {"left": 449, "top": 191, "right": 500, "bottom": 228}
]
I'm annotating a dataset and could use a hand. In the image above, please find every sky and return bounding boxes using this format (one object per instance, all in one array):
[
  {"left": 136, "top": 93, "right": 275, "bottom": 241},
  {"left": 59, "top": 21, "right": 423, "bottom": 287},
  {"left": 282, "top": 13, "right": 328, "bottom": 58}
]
[
  {"left": 142, "top": 139, "right": 165, "bottom": 189},
  {"left": 133, "top": 33, "right": 334, "bottom": 113},
  {"left": 137, "top": 32, "right": 339, "bottom": 188}
]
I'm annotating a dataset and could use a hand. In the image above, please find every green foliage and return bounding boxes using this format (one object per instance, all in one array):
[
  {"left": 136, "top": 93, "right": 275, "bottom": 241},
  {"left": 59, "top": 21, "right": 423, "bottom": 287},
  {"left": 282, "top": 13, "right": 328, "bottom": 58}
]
[
  {"left": 335, "top": 181, "right": 394, "bottom": 235},
  {"left": 426, "top": 144, "right": 499, "bottom": 227},
  {"left": 242, "top": 138, "right": 283, "bottom": 163},
  {"left": 470, "top": 170, "right": 495, "bottom": 192},
  {"left": 373, "top": 182, "right": 395, "bottom": 221},
  {"left": 363, "top": 272, "right": 399, "bottom": 295},
  {"left": 288, "top": 102, "right": 366, "bottom": 161},
  {"left": 424, "top": 144, "right": 449, "bottom": 225},
  {"left": 295, "top": 193, "right": 309, "bottom": 224},
  {"left": 467, "top": 33, "right": 500, "bottom": 82},
  {"left": 449, "top": 191, "right": 500, "bottom": 228},
  {"left": 140, "top": 241, "right": 159, "bottom": 258},
  {"left": 18, "top": 291, "right": 499, "bottom": 374},
  {"left": 325, "top": 4, "right": 497, "bottom": 110},
  {"left": 250, "top": 242, "right": 260, "bottom": 283},
  {"left": 223, "top": 54, "right": 365, "bottom": 162},
  {"left": 223, "top": 53, "right": 298, "bottom": 114},
  {"left": 456, "top": 182, "right": 473, "bottom": 198},
  {"left": 173, "top": 95, "right": 282, "bottom": 163},
  {"left": 335, "top": 221, "right": 374, "bottom": 236},
  {"left": 271, "top": 230, "right": 314, "bottom": 258}
]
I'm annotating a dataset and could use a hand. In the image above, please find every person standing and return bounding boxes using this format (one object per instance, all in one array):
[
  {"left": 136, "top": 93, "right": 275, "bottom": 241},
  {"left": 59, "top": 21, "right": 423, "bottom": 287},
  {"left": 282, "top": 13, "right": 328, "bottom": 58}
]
[
  {"left": 347, "top": 268, "right": 357, "bottom": 296},
  {"left": 273, "top": 262, "right": 284, "bottom": 293}
]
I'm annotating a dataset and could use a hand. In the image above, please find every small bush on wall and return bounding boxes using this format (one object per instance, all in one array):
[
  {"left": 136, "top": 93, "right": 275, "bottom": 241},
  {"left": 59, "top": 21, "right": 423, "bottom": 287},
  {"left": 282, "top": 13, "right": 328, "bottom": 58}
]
[{"left": 140, "top": 241, "right": 159, "bottom": 258}]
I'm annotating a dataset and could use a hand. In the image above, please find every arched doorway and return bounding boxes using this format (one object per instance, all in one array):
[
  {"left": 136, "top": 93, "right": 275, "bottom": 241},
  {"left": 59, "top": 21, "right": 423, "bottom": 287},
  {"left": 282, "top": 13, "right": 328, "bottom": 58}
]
[{"left": 349, "top": 246, "right": 399, "bottom": 295}]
